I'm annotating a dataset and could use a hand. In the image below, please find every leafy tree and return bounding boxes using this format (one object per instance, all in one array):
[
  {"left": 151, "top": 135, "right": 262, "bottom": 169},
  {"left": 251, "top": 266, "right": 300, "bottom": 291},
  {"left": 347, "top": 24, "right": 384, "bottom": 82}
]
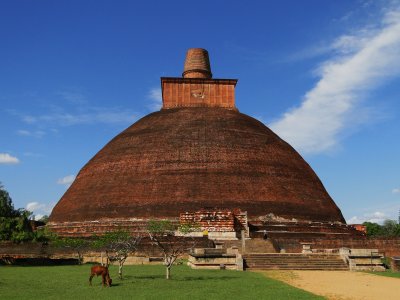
[
  {"left": 9, "top": 209, "right": 34, "bottom": 242},
  {"left": 52, "top": 236, "right": 90, "bottom": 265},
  {"left": 38, "top": 215, "right": 49, "bottom": 223},
  {"left": 363, "top": 222, "right": 383, "bottom": 237},
  {"left": 0, "top": 183, "right": 17, "bottom": 218},
  {"left": 382, "top": 220, "right": 400, "bottom": 237},
  {"left": 147, "top": 220, "right": 197, "bottom": 279},
  {"left": 363, "top": 220, "right": 400, "bottom": 237},
  {"left": 0, "top": 214, "right": 34, "bottom": 242},
  {"left": 93, "top": 230, "right": 141, "bottom": 279},
  {"left": 32, "top": 225, "right": 54, "bottom": 242},
  {"left": 0, "top": 184, "right": 38, "bottom": 243}
]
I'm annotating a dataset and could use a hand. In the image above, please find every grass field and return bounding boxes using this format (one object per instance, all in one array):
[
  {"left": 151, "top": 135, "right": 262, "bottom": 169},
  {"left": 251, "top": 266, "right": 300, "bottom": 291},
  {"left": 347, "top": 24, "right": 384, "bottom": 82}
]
[
  {"left": 367, "top": 270, "right": 400, "bottom": 279},
  {"left": 0, "top": 264, "right": 324, "bottom": 300}
]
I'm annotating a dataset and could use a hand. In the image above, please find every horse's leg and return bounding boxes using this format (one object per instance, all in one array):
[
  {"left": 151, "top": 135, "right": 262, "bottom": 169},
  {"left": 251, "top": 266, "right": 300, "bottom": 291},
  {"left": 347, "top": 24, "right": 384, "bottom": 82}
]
[
  {"left": 106, "top": 274, "right": 111, "bottom": 287},
  {"left": 101, "top": 273, "right": 106, "bottom": 287},
  {"left": 89, "top": 273, "right": 94, "bottom": 286}
]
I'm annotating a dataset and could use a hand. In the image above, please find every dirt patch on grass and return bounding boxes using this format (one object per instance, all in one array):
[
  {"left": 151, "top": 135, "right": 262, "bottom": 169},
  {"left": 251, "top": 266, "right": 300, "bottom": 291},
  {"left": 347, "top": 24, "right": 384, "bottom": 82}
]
[{"left": 260, "top": 270, "right": 400, "bottom": 300}]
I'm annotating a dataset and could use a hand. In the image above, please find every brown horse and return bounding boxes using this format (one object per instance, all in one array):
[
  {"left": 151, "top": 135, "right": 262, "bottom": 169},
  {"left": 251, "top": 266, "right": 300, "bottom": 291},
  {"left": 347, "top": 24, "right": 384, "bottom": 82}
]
[{"left": 89, "top": 265, "right": 112, "bottom": 287}]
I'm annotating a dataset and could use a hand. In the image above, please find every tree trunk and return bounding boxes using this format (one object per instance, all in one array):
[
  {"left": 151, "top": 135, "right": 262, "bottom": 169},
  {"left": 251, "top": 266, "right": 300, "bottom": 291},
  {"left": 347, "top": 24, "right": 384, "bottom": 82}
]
[
  {"left": 77, "top": 251, "right": 82, "bottom": 265},
  {"left": 106, "top": 252, "right": 110, "bottom": 267},
  {"left": 166, "top": 266, "right": 171, "bottom": 279},
  {"left": 119, "top": 261, "right": 123, "bottom": 279}
]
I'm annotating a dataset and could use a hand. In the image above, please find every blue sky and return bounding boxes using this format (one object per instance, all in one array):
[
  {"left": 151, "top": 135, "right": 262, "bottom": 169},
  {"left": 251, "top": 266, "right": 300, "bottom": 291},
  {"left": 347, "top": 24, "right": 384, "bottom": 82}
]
[{"left": 1, "top": 0, "right": 399, "bottom": 224}]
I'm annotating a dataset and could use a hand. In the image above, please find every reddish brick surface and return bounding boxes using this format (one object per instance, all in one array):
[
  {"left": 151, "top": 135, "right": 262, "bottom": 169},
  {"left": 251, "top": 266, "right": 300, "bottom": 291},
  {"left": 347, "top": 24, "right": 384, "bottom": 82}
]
[
  {"left": 180, "top": 208, "right": 248, "bottom": 233},
  {"left": 182, "top": 48, "right": 212, "bottom": 78},
  {"left": 274, "top": 237, "right": 400, "bottom": 257},
  {"left": 49, "top": 107, "right": 345, "bottom": 225},
  {"left": 161, "top": 78, "right": 237, "bottom": 109}
]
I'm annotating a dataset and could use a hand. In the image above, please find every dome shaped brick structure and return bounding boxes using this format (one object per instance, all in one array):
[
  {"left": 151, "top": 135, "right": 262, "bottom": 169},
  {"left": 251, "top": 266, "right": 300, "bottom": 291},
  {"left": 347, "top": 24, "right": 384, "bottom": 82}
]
[{"left": 48, "top": 49, "right": 345, "bottom": 236}]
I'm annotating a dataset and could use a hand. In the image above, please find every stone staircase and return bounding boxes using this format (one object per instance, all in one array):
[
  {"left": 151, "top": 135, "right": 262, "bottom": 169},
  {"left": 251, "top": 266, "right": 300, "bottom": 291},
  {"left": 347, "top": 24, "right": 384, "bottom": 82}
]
[
  {"left": 243, "top": 253, "right": 349, "bottom": 270},
  {"left": 215, "top": 238, "right": 278, "bottom": 254},
  {"left": 244, "top": 238, "right": 278, "bottom": 253}
]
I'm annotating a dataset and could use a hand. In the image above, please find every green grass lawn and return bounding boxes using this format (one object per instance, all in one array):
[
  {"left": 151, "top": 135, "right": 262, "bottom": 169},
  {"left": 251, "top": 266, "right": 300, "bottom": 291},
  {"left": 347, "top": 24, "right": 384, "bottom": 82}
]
[
  {"left": 0, "top": 264, "right": 324, "bottom": 300},
  {"left": 367, "top": 270, "right": 400, "bottom": 279}
]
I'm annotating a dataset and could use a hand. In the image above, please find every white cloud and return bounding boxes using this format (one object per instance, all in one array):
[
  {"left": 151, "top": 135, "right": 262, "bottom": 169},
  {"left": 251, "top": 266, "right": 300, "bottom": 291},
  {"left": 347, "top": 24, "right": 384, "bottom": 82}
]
[
  {"left": 347, "top": 216, "right": 365, "bottom": 224},
  {"left": 22, "top": 108, "right": 136, "bottom": 126},
  {"left": 8, "top": 96, "right": 137, "bottom": 128},
  {"left": 283, "top": 43, "right": 332, "bottom": 62},
  {"left": 23, "top": 152, "right": 43, "bottom": 157},
  {"left": 147, "top": 87, "right": 162, "bottom": 111},
  {"left": 0, "top": 153, "right": 20, "bottom": 164},
  {"left": 392, "top": 188, "right": 400, "bottom": 194},
  {"left": 270, "top": 7, "right": 400, "bottom": 154},
  {"left": 25, "top": 201, "right": 54, "bottom": 220},
  {"left": 347, "top": 211, "right": 390, "bottom": 224},
  {"left": 26, "top": 202, "right": 46, "bottom": 212},
  {"left": 57, "top": 174, "right": 76, "bottom": 186},
  {"left": 56, "top": 90, "right": 87, "bottom": 105},
  {"left": 17, "top": 129, "right": 46, "bottom": 138}
]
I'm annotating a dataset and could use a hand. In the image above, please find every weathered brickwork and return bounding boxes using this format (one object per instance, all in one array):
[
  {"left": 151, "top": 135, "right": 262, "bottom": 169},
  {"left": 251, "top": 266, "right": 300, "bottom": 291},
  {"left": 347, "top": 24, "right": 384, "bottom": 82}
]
[
  {"left": 49, "top": 107, "right": 345, "bottom": 226},
  {"left": 161, "top": 78, "right": 237, "bottom": 109},
  {"left": 49, "top": 48, "right": 347, "bottom": 237},
  {"left": 273, "top": 237, "right": 400, "bottom": 257},
  {"left": 182, "top": 48, "right": 212, "bottom": 79},
  {"left": 180, "top": 208, "right": 248, "bottom": 234},
  {"left": 46, "top": 219, "right": 157, "bottom": 237}
]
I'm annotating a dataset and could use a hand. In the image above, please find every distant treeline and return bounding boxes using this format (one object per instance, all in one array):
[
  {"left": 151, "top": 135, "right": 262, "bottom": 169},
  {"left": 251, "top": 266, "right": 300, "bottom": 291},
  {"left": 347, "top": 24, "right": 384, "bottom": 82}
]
[
  {"left": 363, "top": 220, "right": 400, "bottom": 237},
  {"left": 0, "top": 183, "right": 48, "bottom": 243}
]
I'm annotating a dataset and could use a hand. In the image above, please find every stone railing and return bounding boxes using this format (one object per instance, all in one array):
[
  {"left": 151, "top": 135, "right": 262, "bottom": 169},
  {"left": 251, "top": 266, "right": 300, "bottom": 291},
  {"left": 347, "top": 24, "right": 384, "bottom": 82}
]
[
  {"left": 188, "top": 246, "right": 243, "bottom": 270},
  {"left": 339, "top": 248, "right": 385, "bottom": 271}
]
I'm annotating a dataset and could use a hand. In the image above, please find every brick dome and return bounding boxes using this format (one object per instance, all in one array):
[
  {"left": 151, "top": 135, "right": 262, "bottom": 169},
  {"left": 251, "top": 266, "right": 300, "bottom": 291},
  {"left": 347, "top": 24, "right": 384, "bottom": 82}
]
[{"left": 49, "top": 107, "right": 345, "bottom": 224}]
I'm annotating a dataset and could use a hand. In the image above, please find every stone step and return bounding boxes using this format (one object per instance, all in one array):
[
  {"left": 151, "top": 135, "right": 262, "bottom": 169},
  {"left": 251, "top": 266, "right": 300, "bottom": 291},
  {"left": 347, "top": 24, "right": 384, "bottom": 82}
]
[
  {"left": 246, "top": 264, "right": 348, "bottom": 270},
  {"left": 246, "top": 265, "right": 348, "bottom": 270},
  {"left": 246, "top": 263, "right": 347, "bottom": 267},
  {"left": 248, "top": 266, "right": 349, "bottom": 270},
  {"left": 245, "top": 256, "right": 343, "bottom": 259},
  {"left": 243, "top": 253, "right": 348, "bottom": 270},
  {"left": 245, "top": 253, "right": 339, "bottom": 257},
  {"left": 245, "top": 259, "right": 344, "bottom": 262},
  {"left": 246, "top": 262, "right": 346, "bottom": 266},
  {"left": 245, "top": 261, "right": 346, "bottom": 265}
]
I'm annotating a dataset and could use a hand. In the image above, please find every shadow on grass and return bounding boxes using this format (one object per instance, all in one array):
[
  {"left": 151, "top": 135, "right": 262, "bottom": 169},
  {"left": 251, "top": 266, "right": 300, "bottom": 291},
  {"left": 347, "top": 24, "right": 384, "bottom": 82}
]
[
  {"left": 178, "top": 276, "right": 237, "bottom": 281},
  {"left": 128, "top": 275, "right": 238, "bottom": 281},
  {"left": 130, "top": 275, "right": 165, "bottom": 280},
  {"left": 88, "top": 282, "right": 121, "bottom": 287},
  {"left": 111, "top": 283, "right": 121, "bottom": 287}
]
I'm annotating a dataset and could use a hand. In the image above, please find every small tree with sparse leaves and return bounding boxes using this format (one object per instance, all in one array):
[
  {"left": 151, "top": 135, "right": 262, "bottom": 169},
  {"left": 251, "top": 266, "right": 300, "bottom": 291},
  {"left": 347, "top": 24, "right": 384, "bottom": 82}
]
[
  {"left": 93, "top": 230, "right": 141, "bottom": 279},
  {"left": 147, "top": 220, "right": 198, "bottom": 280},
  {"left": 52, "top": 236, "right": 89, "bottom": 264}
]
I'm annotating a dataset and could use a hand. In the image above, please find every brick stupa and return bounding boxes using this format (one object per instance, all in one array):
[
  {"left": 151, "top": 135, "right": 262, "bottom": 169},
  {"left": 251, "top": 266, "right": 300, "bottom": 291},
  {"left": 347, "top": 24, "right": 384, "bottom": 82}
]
[{"left": 48, "top": 48, "right": 346, "bottom": 237}]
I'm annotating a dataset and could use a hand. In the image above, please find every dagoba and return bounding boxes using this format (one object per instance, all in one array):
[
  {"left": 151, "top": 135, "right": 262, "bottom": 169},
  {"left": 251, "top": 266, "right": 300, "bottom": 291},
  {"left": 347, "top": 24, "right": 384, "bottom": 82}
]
[{"left": 48, "top": 48, "right": 346, "bottom": 237}]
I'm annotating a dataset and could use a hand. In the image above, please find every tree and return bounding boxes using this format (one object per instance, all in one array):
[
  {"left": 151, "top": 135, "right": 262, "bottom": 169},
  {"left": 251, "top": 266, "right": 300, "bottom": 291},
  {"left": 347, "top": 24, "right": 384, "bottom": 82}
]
[
  {"left": 147, "top": 220, "right": 197, "bottom": 279},
  {"left": 9, "top": 209, "right": 34, "bottom": 242},
  {"left": 38, "top": 215, "right": 49, "bottom": 223},
  {"left": 363, "top": 222, "right": 383, "bottom": 237},
  {"left": 52, "top": 236, "right": 90, "bottom": 264},
  {"left": 93, "top": 230, "right": 141, "bottom": 279},
  {"left": 382, "top": 220, "right": 400, "bottom": 237},
  {"left": 32, "top": 225, "right": 54, "bottom": 242},
  {"left": 0, "top": 184, "right": 35, "bottom": 242},
  {"left": 0, "top": 183, "right": 17, "bottom": 218},
  {"left": 363, "top": 220, "right": 400, "bottom": 237}
]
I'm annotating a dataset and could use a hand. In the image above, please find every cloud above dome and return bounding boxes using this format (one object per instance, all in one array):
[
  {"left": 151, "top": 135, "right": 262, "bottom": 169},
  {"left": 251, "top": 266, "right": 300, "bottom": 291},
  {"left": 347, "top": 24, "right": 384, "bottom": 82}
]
[
  {"left": 270, "top": 7, "right": 400, "bottom": 155},
  {"left": 0, "top": 153, "right": 20, "bottom": 164}
]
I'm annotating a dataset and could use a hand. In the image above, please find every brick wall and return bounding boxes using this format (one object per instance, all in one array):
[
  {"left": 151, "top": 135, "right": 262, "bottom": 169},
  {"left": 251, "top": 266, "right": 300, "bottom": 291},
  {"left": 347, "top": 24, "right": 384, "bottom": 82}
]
[
  {"left": 180, "top": 208, "right": 248, "bottom": 234},
  {"left": 274, "top": 237, "right": 400, "bottom": 257},
  {"left": 161, "top": 78, "right": 237, "bottom": 109}
]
